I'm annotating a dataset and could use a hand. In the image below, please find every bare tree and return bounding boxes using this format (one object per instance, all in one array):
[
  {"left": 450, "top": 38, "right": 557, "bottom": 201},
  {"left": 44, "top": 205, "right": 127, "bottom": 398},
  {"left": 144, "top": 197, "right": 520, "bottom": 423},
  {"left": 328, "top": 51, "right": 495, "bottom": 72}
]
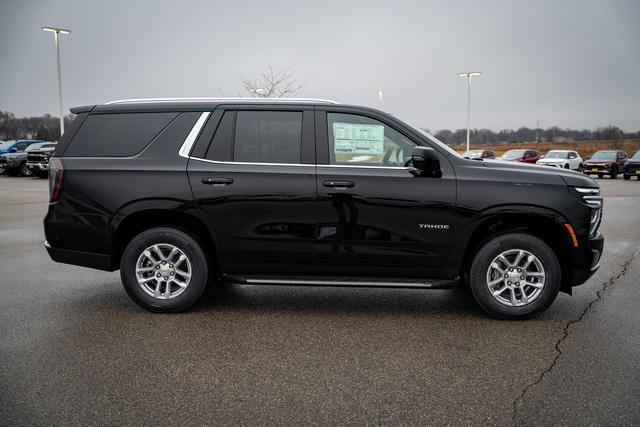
[{"left": 240, "top": 64, "right": 306, "bottom": 98}]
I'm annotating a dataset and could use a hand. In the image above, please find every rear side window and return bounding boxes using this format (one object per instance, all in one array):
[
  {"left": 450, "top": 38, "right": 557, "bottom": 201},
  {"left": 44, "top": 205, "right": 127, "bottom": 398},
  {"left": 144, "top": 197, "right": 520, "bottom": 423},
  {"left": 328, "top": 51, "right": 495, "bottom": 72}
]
[
  {"left": 66, "top": 112, "right": 178, "bottom": 157},
  {"left": 233, "top": 111, "right": 302, "bottom": 164}
]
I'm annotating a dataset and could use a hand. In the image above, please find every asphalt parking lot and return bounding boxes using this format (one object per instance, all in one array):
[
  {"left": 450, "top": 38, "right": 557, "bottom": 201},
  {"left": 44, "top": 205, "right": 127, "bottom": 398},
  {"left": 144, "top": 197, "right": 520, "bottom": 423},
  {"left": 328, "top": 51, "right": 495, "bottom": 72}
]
[{"left": 1, "top": 175, "right": 639, "bottom": 425}]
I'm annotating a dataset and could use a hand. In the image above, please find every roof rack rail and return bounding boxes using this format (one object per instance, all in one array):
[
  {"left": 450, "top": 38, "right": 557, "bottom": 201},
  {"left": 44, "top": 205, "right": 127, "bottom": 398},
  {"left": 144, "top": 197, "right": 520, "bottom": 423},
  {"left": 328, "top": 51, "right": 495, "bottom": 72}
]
[{"left": 105, "top": 97, "right": 340, "bottom": 105}]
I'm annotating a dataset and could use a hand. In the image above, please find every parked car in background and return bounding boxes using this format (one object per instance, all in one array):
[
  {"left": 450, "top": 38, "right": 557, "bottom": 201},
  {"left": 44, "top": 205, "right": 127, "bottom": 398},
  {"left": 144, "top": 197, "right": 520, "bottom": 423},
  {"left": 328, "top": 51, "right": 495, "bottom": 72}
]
[
  {"left": 1, "top": 142, "right": 53, "bottom": 176},
  {"left": 623, "top": 151, "right": 640, "bottom": 180},
  {"left": 463, "top": 149, "right": 496, "bottom": 160},
  {"left": 0, "top": 140, "right": 46, "bottom": 155},
  {"left": 536, "top": 150, "right": 583, "bottom": 171},
  {"left": 501, "top": 149, "right": 540, "bottom": 163},
  {"left": 26, "top": 142, "right": 57, "bottom": 178},
  {"left": 583, "top": 150, "right": 628, "bottom": 179}
]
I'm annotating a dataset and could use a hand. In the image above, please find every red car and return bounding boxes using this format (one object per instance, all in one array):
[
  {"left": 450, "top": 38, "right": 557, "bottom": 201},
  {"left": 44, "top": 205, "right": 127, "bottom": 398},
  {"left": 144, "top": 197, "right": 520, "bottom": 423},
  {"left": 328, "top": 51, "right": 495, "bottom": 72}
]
[
  {"left": 501, "top": 149, "right": 541, "bottom": 163},
  {"left": 583, "top": 150, "right": 628, "bottom": 179}
]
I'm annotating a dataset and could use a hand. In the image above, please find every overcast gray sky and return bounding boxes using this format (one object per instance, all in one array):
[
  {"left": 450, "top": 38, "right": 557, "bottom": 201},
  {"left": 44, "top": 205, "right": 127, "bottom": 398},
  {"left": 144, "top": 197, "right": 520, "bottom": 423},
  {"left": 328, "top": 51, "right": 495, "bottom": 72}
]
[{"left": 1, "top": 0, "right": 639, "bottom": 131}]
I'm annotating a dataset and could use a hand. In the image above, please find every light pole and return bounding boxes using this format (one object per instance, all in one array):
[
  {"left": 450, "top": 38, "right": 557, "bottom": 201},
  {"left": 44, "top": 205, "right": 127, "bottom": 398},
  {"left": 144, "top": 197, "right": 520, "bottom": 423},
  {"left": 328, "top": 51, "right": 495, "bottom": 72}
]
[
  {"left": 458, "top": 71, "right": 481, "bottom": 152},
  {"left": 536, "top": 120, "right": 544, "bottom": 142},
  {"left": 42, "top": 26, "right": 71, "bottom": 135}
]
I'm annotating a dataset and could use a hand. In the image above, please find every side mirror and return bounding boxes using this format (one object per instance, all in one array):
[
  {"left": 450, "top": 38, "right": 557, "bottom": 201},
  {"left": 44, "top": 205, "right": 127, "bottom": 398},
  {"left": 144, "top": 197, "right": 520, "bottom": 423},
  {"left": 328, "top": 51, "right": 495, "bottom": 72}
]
[
  {"left": 540, "top": 154, "right": 545, "bottom": 158},
  {"left": 411, "top": 146, "right": 442, "bottom": 177},
  {"left": 10, "top": 147, "right": 17, "bottom": 153}
]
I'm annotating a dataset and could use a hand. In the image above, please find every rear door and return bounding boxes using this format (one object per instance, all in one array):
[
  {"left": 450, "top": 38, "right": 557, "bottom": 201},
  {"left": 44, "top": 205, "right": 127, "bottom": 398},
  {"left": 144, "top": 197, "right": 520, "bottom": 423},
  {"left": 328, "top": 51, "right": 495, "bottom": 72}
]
[
  {"left": 187, "top": 105, "right": 317, "bottom": 275},
  {"left": 314, "top": 107, "right": 457, "bottom": 279}
]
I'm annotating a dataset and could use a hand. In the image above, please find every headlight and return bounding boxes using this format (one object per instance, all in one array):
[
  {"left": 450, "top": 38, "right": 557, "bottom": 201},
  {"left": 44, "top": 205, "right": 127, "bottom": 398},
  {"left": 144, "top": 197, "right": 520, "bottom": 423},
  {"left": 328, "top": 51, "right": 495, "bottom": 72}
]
[
  {"left": 574, "top": 187, "right": 602, "bottom": 208},
  {"left": 574, "top": 187, "right": 602, "bottom": 237}
]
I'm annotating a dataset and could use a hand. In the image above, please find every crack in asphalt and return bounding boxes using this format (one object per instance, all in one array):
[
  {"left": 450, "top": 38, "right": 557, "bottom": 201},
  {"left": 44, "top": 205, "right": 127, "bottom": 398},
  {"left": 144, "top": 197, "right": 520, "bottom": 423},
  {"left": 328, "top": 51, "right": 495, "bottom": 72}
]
[{"left": 511, "top": 249, "right": 640, "bottom": 426}]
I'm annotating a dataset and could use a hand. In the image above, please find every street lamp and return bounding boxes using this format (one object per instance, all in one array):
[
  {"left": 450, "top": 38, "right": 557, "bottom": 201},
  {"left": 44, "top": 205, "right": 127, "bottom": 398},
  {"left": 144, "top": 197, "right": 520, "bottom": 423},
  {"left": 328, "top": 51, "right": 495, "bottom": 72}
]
[
  {"left": 536, "top": 120, "right": 544, "bottom": 143},
  {"left": 42, "top": 26, "right": 71, "bottom": 135},
  {"left": 458, "top": 71, "right": 481, "bottom": 152}
]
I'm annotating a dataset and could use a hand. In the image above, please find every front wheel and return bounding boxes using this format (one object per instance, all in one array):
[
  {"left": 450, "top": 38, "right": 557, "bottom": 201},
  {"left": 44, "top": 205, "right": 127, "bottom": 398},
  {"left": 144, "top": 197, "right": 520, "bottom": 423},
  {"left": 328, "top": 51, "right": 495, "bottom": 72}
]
[
  {"left": 20, "top": 162, "right": 33, "bottom": 177},
  {"left": 469, "top": 233, "right": 561, "bottom": 319},
  {"left": 610, "top": 167, "right": 618, "bottom": 179},
  {"left": 120, "top": 227, "right": 209, "bottom": 312}
]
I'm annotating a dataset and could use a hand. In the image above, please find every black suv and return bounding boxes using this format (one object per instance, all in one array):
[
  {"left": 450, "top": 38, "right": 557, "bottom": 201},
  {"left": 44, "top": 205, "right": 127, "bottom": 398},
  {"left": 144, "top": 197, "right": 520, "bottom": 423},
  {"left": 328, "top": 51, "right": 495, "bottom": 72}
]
[{"left": 44, "top": 99, "right": 604, "bottom": 319}]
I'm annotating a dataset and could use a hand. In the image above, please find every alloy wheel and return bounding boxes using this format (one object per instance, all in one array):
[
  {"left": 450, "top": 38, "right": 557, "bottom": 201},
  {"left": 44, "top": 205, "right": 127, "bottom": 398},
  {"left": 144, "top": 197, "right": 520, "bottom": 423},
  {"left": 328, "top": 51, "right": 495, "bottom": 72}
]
[
  {"left": 485, "top": 249, "right": 545, "bottom": 307},
  {"left": 135, "top": 243, "right": 192, "bottom": 300}
]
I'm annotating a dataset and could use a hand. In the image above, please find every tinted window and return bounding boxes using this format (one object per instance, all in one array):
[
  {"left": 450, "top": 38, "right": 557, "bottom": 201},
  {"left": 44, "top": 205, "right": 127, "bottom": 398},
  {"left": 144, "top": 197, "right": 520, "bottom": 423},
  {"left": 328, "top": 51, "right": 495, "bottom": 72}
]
[
  {"left": 205, "top": 111, "right": 235, "bottom": 161},
  {"left": 234, "top": 111, "right": 302, "bottom": 164},
  {"left": 327, "top": 112, "right": 415, "bottom": 166},
  {"left": 66, "top": 112, "right": 178, "bottom": 157}
]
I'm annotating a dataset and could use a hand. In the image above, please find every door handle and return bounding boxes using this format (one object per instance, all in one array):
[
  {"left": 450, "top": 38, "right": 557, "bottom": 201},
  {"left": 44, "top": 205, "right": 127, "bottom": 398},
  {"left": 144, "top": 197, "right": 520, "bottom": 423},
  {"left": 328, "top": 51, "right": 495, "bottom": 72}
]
[
  {"left": 201, "top": 177, "right": 233, "bottom": 186},
  {"left": 323, "top": 180, "right": 355, "bottom": 189}
]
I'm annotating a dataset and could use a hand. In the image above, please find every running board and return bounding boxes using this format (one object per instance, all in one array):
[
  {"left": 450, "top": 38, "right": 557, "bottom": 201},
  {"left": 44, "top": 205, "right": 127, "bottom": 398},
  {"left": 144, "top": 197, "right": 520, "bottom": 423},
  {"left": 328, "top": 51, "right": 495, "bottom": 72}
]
[{"left": 222, "top": 275, "right": 456, "bottom": 290}]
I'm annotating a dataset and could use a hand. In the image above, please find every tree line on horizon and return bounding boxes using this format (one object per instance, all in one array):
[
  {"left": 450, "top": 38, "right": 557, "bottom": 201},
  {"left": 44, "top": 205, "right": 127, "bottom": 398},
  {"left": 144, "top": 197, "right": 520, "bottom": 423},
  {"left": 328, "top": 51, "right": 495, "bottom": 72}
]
[{"left": 0, "top": 110, "right": 638, "bottom": 146}]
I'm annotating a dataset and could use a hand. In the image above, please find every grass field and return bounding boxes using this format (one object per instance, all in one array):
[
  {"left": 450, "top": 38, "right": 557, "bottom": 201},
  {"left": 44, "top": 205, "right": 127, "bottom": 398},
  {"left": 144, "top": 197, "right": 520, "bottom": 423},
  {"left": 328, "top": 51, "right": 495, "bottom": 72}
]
[{"left": 455, "top": 139, "right": 640, "bottom": 159}]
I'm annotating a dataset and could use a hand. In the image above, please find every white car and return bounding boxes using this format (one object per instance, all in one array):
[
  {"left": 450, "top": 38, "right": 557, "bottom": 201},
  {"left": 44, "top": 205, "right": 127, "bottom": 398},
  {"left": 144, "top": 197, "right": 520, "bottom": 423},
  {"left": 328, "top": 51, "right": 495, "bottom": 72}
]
[{"left": 536, "top": 150, "right": 583, "bottom": 171}]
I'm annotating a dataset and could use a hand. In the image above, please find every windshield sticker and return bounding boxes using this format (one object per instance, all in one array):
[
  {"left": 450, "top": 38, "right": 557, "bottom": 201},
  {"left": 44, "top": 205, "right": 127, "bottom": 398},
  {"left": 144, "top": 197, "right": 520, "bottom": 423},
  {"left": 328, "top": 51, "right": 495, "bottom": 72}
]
[{"left": 332, "top": 122, "right": 384, "bottom": 156}]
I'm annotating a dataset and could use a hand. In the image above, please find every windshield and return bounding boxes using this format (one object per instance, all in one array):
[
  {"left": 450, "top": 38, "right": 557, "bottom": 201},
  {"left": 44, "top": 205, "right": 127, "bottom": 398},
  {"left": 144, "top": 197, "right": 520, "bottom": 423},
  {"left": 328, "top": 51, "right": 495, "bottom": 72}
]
[
  {"left": 502, "top": 150, "right": 525, "bottom": 159},
  {"left": 591, "top": 151, "right": 616, "bottom": 160},
  {"left": 463, "top": 150, "right": 481, "bottom": 157},
  {"left": 631, "top": 151, "right": 640, "bottom": 160},
  {"left": 0, "top": 141, "right": 12, "bottom": 150},
  {"left": 544, "top": 151, "right": 568, "bottom": 159}
]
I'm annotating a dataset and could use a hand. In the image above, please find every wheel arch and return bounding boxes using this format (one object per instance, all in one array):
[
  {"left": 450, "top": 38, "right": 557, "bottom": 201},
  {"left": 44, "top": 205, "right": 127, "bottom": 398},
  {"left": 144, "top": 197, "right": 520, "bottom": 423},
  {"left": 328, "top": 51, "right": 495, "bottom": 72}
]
[
  {"left": 459, "top": 207, "right": 575, "bottom": 294},
  {"left": 111, "top": 208, "right": 220, "bottom": 275}
]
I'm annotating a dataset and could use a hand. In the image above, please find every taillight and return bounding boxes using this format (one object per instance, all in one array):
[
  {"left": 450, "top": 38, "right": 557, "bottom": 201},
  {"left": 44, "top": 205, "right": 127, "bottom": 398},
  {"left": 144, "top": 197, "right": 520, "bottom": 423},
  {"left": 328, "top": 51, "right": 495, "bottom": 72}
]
[{"left": 49, "top": 157, "right": 64, "bottom": 202}]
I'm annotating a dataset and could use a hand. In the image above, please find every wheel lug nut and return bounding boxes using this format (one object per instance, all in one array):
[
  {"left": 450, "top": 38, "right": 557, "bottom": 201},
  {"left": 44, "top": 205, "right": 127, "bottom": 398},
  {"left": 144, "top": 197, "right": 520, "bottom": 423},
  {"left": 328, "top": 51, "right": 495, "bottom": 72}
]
[
  {"left": 155, "top": 265, "right": 160, "bottom": 269},
  {"left": 170, "top": 272, "right": 174, "bottom": 276},
  {"left": 507, "top": 281, "right": 511, "bottom": 285},
  {"left": 520, "top": 275, "right": 524, "bottom": 280},
  {"left": 170, "top": 264, "right": 173, "bottom": 268},
  {"left": 162, "top": 261, "right": 166, "bottom": 265},
  {"left": 164, "top": 276, "right": 168, "bottom": 280},
  {"left": 156, "top": 273, "right": 160, "bottom": 277}
]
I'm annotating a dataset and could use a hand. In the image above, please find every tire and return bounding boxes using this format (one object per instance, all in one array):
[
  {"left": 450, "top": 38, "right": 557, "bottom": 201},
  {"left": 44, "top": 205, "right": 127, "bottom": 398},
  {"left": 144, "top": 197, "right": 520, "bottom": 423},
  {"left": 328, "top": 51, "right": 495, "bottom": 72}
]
[
  {"left": 610, "top": 167, "right": 617, "bottom": 179},
  {"left": 120, "top": 227, "right": 209, "bottom": 312},
  {"left": 564, "top": 164, "right": 569, "bottom": 169},
  {"left": 577, "top": 164, "right": 583, "bottom": 172},
  {"left": 597, "top": 173, "right": 604, "bottom": 179},
  {"left": 6, "top": 168, "right": 19, "bottom": 177},
  {"left": 468, "top": 233, "right": 561, "bottom": 320},
  {"left": 624, "top": 174, "right": 631, "bottom": 181},
  {"left": 20, "top": 162, "right": 33, "bottom": 177},
  {"left": 36, "top": 171, "right": 48, "bottom": 179}
]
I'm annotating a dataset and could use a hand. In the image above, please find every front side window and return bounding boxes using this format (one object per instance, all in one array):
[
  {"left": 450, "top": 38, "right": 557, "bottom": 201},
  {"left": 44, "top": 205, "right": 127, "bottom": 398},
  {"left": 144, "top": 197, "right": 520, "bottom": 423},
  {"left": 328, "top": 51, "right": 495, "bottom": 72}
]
[
  {"left": 327, "top": 113, "right": 415, "bottom": 167},
  {"left": 233, "top": 111, "right": 302, "bottom": 164}
]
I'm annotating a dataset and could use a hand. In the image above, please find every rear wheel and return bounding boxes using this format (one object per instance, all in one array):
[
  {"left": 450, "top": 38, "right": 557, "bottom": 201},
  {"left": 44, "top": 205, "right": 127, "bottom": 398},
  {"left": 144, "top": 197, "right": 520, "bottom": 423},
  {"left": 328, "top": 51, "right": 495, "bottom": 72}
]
[
  {"left": 469, "top": 233, "right": 560, "bottom": 319},
  {"left": 610, "top": 167, "right": 618, "bottom": 179},
  {"left": 36, "top": 170, "right": 48, "bottom": 179},
  {"left": 564, "top": 164, "right": 569, "bottom": 169},
  {"left": 624, "top": 174, "right": 631, "bottom": 181},
  {"left": 120, "top": 227, "right": 209, "bottom": 312},
  {"left": 597, "top": 173, "right": 604, "bottom": 179}
]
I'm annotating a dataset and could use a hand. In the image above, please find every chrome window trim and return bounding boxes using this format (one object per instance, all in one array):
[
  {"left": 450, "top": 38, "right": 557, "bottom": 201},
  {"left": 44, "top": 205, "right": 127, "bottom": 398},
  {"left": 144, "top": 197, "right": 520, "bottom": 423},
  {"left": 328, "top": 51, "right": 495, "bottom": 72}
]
[
  {"left": 189, "top": 156, "right": 314, "bottom": 168},
  {"left": 178, "top": 112, "right": 210, "bottom": 159},
  {"left": 188, "top": 156, "right": 410, "bottom": 170}
]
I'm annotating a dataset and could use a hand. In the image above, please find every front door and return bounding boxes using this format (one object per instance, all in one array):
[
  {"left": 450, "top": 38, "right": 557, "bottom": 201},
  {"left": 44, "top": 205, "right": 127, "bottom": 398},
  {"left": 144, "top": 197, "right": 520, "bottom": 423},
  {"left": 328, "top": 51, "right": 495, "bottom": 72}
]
[
  {"left": 315, "top": 108, "right": 457, "bottom": 279},
  {"left": 187, "top": 106, "right": 317, "bottom": 275}
]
